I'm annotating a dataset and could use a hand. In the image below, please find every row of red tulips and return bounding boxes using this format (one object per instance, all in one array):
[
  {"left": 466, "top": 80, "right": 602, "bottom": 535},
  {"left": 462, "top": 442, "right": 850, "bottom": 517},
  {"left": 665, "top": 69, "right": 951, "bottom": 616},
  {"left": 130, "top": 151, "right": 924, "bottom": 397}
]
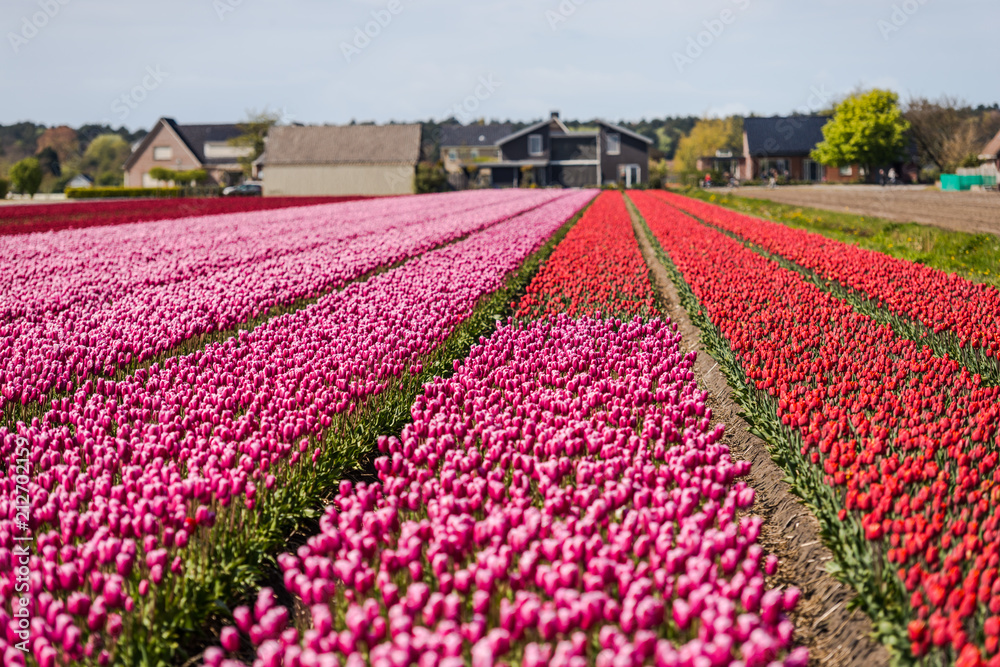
[
  {"left": 654, "top": 191, "right": 1000, "bottom": 382},
  {"left": 0, "top": 197, "right": 370, "bottom": 237},
  {"left": 516, "top": 191, "right": 656, "bottom": 320},
  {"left": 630, "top": 191, "right": 1000, "bottom": 666},
  {"left": 0, "top": 192, "right": 596, "bottom": 666}
]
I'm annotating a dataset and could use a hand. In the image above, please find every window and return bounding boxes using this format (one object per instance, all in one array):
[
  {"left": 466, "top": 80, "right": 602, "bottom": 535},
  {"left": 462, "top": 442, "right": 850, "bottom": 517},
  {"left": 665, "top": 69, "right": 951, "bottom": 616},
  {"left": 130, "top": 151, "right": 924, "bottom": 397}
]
[
  {"left": 153, "top": 146, "right": 173, "bottom": 161},
  {"left": 840, "top": 166, "right": 853, "bottom": 176},
  {"left": 447, "top": 149, "right": 457, "bottom": 161},
  {"left": 203, "top": 142, "right": 252, "bottom": 159},
  {"left": 528, "top": 134, "right": 543, "bottom": 156},
  {"left": 606, "top": 133, "right": 621, "bottom": 156}
]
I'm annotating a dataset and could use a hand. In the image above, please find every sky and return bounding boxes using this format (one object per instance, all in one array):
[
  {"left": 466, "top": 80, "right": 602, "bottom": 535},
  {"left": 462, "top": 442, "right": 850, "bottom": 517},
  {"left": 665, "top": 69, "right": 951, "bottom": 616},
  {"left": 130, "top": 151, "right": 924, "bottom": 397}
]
[{"left": 1, "top": 0, "right": 996, "bottom": 130}]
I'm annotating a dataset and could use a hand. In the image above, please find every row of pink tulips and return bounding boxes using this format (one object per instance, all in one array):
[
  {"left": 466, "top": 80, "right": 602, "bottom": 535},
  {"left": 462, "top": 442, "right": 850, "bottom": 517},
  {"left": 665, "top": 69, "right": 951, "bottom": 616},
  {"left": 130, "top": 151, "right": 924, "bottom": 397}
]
[
  {"left": 0, "top": 191, "right": 595, "bottom": 666},
  {"left": 1, "top": 190, "right": 571, "bottom": 414},
  {"left": 206, "top": 316, "right": 806, "bottom": 667}
]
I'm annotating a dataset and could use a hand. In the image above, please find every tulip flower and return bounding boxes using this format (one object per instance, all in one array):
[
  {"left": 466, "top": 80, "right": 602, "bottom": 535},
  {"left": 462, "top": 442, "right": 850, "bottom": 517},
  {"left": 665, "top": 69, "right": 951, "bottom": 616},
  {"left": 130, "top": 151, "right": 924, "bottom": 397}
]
[{"left": 201, "top": 315, "right": 801, "bottom": 666}]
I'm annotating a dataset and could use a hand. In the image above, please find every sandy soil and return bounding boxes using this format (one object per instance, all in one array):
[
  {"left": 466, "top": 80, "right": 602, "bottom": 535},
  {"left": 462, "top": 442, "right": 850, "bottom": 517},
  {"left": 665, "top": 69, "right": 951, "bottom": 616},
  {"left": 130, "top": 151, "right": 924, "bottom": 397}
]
[
  {"left": 730, "top": 184, "right": 1000, "bottom": 236},
  {"left": 629, "top": 204, "right": 890, "bottom": 666}
]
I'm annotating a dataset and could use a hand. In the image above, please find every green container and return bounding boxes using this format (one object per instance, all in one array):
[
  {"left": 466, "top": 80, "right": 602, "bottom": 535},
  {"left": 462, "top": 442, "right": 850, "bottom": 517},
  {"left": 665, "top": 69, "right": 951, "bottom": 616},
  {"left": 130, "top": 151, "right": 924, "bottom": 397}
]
[
  {"left": 941, "top": 174, "right": 985, "bottom": 191},
  {"left": 941, "top": 174, "right": 961, "bottom": 191}
]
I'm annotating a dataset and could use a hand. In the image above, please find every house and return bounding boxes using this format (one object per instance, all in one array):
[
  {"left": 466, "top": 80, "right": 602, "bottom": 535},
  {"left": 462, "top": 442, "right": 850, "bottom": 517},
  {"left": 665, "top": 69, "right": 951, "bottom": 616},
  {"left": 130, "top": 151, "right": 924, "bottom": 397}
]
[
  {"left": 740, "top": 116, "right": 861, "bottom": 183},
  {"left": 66, "top": 174, "right": 94, "bottom": 189},
  {"left": 479, "top": 112, "right": 652, "bottom": 188},
  {"left": 258, "top": 124, "right": 422, "bottom": 196},
  {"left": 980, "top": 127, "right": 1000, "bottom": 173},
  {"left": 123, "top": 118, "right": 252, "bottom": 187},
  {"left": 439, "top": 123, "right": 513, "bottom": 188}
]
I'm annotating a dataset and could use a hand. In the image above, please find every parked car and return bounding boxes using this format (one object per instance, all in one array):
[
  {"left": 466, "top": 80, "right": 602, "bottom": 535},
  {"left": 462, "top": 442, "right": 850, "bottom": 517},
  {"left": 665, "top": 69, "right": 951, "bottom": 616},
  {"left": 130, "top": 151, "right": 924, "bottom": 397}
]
[{"left": 222, "top": 183, "right": 262, "bottom": 197}]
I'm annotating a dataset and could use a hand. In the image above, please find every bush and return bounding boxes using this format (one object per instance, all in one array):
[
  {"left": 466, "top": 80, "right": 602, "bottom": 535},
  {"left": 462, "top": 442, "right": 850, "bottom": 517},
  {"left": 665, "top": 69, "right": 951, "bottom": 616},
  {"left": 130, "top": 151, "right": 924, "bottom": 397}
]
[
  {"left": 415, "top": 162, "right": 447, "bottom": 194},
  {"left": 148, "top": 167, "right": 209, "bottom": 185},
  {"left": 66, "top": 187, "right": 183, "bottom": 199},
  {"left": 0, "top": 178, "right": 8, "bottom": 199}
]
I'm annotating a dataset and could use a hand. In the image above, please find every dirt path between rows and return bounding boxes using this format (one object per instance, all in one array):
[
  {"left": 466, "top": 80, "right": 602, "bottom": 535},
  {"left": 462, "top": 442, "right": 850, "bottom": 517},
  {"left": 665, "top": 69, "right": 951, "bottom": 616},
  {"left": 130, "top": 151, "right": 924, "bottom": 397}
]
[
  {"left": 732, "top": 184, "right": 1000, "bottom": 237},
  {"left": 627, "top": 202, "right": 890, "bottom": 666}
]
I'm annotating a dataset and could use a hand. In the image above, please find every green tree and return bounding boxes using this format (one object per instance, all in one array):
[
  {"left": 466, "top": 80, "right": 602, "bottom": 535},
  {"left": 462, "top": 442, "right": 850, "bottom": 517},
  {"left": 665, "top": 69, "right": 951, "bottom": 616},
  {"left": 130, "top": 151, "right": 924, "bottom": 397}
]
[
  {"left": 414, "top": 162, "right": 447, "bottom": 193},
  {"left": 812, "top": 89, "right": 910, "bottom": 181},
  {"left": 230, "top": 108, "right": 282, "bottom": 178},
  {"left": 10, "top": 157, "right": 43, "bottom": 197},
  {"left": 674, "top": 117, "right": 743, "bottom": 182},
  {"left": 81, "top": 133, "right": 131, "bottom": 181},
  {"left": 0, "top": 178, "right": 8, "bottom": 199}
]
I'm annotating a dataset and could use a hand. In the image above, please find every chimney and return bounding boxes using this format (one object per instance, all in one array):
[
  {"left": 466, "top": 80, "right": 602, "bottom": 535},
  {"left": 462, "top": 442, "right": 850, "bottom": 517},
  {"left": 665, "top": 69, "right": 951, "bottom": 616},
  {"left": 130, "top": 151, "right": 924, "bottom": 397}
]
[{"left": 550, "top": 110, "right": 560, "bottom": 120}]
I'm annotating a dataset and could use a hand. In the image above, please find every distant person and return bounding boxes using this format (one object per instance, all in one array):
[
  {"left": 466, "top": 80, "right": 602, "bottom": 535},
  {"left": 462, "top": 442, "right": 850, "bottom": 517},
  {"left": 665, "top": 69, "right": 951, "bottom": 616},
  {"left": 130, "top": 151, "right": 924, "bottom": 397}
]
[
  {"left": 768, "top": 169, "right": 777, "bottom": 189},
  {"left": 888, "top": 167, "right": 897, "bottom": 185},
  {"left": 878, "top": 168, "right": 886, "bottom": 186},
  {"left": 703, "top": 173, "right": 712, "bottom": 188}
]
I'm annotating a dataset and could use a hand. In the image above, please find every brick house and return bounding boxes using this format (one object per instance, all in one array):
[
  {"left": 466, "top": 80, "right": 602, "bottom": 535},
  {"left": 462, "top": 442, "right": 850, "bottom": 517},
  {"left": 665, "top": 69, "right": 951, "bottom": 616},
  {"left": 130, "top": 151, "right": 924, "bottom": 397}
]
[
  {"left": 123, "top": 118, "right": 252, "bottom": 187},
  {"left": 980, "top": 127, "right": 1000, "bottom": 172},
  {"left": 470, "top": 112, "right": 652, "bottom": 188},
  {"left": 740, "top": 116, "right": 860, "bottom": 183}
]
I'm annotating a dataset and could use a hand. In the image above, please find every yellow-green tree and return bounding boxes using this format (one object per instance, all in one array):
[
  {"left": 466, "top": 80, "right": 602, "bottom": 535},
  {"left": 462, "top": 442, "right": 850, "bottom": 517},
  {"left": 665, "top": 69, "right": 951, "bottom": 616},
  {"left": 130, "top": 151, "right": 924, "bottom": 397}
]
[
  {"left": 674, "top": 117, "right": 743, "bottom": 181},
  {"left": 812, "top": 89, "right": 910, "bottom": 181},
  {"left": 81, "top": 134, "right": 132, "bottom": 185}
]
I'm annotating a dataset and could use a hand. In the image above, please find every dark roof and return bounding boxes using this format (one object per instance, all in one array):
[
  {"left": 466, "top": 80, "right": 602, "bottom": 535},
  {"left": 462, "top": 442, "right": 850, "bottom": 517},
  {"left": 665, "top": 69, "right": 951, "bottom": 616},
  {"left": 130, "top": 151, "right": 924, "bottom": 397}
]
[
  {"left": 596, "top": 120, "right": 654, "bottom": 145},
  {"left": 262, "top": 124, "right": 422, "bottom": 165},
  {"left": 123, "top": 117, "right": 245, "bottom": 169},
  {"left": 498, "top": 118, "right": 570, "bottom": 145},
  {"left": 169, "top": 121, "right": 244, "bottom": 165},
  {"left": 744, "top": 116, "right": 830, "bottom": 157},
  {"left": 439, "top": 124, "right": 514, "bottom": 147}
]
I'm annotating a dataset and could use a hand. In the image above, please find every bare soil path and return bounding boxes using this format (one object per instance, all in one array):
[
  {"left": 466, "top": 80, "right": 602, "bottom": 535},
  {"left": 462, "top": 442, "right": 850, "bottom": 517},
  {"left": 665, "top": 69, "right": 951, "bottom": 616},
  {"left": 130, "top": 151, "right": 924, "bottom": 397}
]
[
  {"left": 628, "top": 201, "right": 890, "bottom": 666},
  {"left": 732, "top": 184, "right": 1000, "bottom": 236}
]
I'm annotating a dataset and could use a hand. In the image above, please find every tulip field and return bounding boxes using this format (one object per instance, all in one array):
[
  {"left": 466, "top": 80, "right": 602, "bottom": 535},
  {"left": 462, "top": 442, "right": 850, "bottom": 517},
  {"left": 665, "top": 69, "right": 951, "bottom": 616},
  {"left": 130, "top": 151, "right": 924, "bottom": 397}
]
[
  {"left": 2, "top": 186, "right": 997, "bottom": 667},
  {"left": 0, "top": 197, "right": 367, "bottom": 237}
]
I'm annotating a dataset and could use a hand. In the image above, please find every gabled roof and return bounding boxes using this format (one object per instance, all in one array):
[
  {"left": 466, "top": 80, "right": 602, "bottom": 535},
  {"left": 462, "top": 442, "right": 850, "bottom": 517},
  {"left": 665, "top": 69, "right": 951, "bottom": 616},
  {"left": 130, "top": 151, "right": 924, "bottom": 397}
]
[
  {"left": 261, "top": 124, "right": 422, "bottom": 165},
  {"left": 743, "top": 116, "right": 830, "bottom": 157},
  {"left": 980, "top": 128, "right": 1000, "bottom": 160},
  {"left": 497, "top": 117, "right": 570, "bottom": 145},
  {"left": 172, "top": 122, "right": 243, "bottom": 165},
  {"left": 440, "top": 123, "right": 514, "bottom": 147},
  {"left": 123, "top": 117, "right": 243, "bottom": 169},
  {"left": 595, "top": 120, "right": 654, "bottom": 145}
]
